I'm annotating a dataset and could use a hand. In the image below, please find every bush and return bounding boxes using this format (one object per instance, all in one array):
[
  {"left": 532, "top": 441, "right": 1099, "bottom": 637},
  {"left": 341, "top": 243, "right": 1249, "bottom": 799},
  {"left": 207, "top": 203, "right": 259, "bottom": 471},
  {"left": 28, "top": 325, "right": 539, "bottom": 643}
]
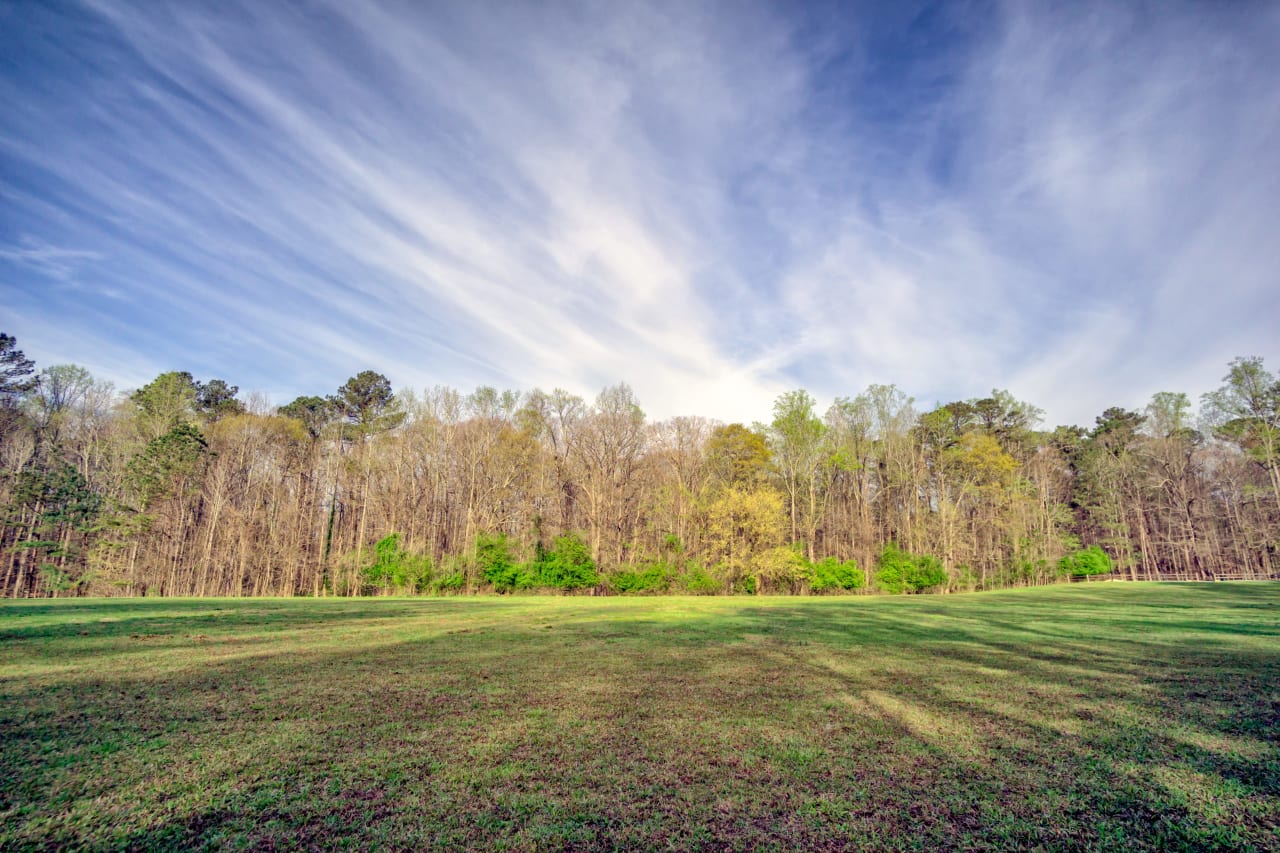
[
  {"left": 677, "top": 562, "right": 721, "bottom": 595},
  {"left": 1058, "top": 546, "right": 1112, "bottom": 577},
  {"left": 433, "top": 571, "right": 466, "bottom": 593},
  {"left": 361, "top": 533, "right": 433, "bottom": 594},
  {"left": 753, "top": 545, "right": 812, "bottom": 594},
  {"left": 476, "top": 532, "right": 527, "bottom": 593},
  {"left": 434, "top": 553, "right": 473, "bottom": 592},
  {"left": 810, "top": 556, "right": 864, "bottom": 593},
  {"left": 875, "top": 543, "right": 947, "bottom": 594},
  {"left": 534, "top": 533, "right": 598, "bottom": 591},
  {"left": 611, "top": 561, "right": 672, "bottom": 594}
]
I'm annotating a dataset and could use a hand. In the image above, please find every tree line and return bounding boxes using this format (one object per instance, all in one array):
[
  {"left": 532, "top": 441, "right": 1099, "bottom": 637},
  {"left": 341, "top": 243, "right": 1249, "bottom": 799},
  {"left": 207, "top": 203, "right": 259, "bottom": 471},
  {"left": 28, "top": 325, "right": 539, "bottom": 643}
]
[{"left": 1, "top": 332, "right": 1277, "bottom": 597}]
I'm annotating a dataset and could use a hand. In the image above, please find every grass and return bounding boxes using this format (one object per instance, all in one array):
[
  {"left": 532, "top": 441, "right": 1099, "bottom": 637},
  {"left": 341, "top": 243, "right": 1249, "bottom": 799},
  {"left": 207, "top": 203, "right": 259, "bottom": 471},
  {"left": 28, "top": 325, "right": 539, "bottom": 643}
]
[{"left": 1, "top": 584, "right": 1278, "bottom": 851}]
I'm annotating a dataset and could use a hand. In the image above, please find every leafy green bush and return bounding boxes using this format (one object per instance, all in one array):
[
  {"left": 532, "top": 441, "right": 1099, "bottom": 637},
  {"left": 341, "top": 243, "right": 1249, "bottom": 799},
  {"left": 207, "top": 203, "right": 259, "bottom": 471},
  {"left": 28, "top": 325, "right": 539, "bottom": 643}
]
[
  {"left": 476, "top": 532, "right": 528, "bottom": 593},
  {"left": 534, "top": 533, "right": 598, "bottom": 590},
  {"left": 875, "top": 543, "right": 947, "bottom": 594},
  {"left": 1058, "top": 545, "right": 1113, "bottom": 577},
  {"left": 433, "top": 553, "right": 472, "bottom": 592},
  {"left": 874, "top": 551, "right": 907, "bottom": 594},
  {"left": 360, "top": 533, "right": 433, "bottom": 594},
  {"left": 611, "top": 561, "right": 672, "bottom": 594},
  {"left": 810, "top": 556, "right": 864, "bottom": 593},
  {"left": 433, "top": 570, "right": 466, "bottom": 593},
  {"left": 677, "top": 562, "right": 721, "bottom": 595}
]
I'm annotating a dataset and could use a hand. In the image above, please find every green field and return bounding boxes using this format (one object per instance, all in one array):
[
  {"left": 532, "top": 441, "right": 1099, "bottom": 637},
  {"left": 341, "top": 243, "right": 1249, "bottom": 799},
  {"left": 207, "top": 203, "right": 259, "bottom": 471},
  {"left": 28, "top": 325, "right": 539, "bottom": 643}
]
[{"left": 2, "top": 586, "right": 1278, "bottom": 851}]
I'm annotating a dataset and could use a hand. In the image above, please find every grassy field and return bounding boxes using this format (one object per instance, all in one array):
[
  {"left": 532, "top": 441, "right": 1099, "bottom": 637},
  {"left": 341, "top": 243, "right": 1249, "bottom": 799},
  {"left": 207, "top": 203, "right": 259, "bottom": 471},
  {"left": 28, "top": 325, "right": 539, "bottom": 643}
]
[{"left": 2, "top": 585, "right": 1278, "bottom": 851}]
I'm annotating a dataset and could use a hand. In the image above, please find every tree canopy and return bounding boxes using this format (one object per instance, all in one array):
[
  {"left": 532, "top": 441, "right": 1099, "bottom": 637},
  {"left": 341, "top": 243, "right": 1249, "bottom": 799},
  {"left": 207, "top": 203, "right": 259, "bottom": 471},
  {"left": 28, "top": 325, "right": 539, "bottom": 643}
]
[{"left": 0, "top": 330, "right": 1276, "bottom": 598}]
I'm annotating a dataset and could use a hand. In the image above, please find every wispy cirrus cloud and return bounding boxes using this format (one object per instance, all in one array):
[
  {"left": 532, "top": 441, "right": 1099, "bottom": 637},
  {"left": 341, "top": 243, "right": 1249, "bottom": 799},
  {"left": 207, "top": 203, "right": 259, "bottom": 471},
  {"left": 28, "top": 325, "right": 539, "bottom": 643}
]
[
  {"left": 0, "top": 237, "right": 103, "bottom": 281},
  {"left": 0, "top": 0, "right": 1276, "bottom": 425}
]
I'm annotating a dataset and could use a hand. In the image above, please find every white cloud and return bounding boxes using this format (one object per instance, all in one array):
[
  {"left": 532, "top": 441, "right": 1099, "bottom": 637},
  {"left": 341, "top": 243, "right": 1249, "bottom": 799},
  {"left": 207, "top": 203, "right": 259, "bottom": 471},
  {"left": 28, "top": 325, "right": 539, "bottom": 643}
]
[
  {"left": 2, "top": 0, "right": 1276, "bottom": 427},
  {"left": 0, "top": 238, "right": 103, "bottom": 280}
]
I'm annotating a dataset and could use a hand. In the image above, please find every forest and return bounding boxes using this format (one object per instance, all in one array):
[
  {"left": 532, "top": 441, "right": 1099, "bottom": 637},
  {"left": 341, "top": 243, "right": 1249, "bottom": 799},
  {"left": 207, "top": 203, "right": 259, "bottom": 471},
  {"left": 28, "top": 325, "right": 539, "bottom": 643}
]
[{"left": 1, "top": 332, "right": 1277, "bottom": 598}]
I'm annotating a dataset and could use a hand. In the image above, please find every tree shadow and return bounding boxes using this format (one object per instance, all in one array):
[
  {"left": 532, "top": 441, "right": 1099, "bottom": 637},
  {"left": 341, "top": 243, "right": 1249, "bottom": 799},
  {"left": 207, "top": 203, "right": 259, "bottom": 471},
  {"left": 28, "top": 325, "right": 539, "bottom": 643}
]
[{"left": 2, "top": 588, "right": 1278, "bottom": 850}]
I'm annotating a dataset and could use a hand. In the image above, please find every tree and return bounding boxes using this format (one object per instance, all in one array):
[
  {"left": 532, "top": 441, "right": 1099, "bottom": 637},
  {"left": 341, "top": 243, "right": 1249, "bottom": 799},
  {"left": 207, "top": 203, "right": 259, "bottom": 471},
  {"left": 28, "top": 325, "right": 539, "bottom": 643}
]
[
  {"left": 4, "top": 462, "right": 102, "bottom": 596},
  {"left": 102, "top": 423, "right": 211, "bottom": 596},
  {"left": 330, "top": 371, "right": 405, "bottom": 580},
  {"left": 1145, "top": 391, "right": 1193, "bottom": 439},
  {"left": 944, "top": 432, "right": 1018, "bottom": 487},
  {"left": 519, "top": 387, "right": 586, "bottom": 533},
  {"left": 752, "top": 544, "right": 812, "bottom": 594},
  {"left": 862, "top": 384, "right": 918, "bottom": 552},
  {"left": 125, "top": 424, "right": 209, "bottom": 509},
  {"left": 705, "top": 485, "right": 785, "bottom": 592},
  {"left": 970, "top": 390, "right": 1043, "bottom": 447},
  {"left": 1141, "top": 391, "right": 1208, "bottom": 576},
  {"left": 1072, "top": 408, "right": 1149, "bottom": 576},
  {"left": 705, "top": 423, "right": 771, "bottom": 487},
  {"left": 5, "top": 326, "right": 1280, "bottom": 598},
  {"left": 130, "top": 372, "right": 199, "bottom": 439},
  {"left": 195, "top": 379, "right": 245, "bottom": 422},
  {"left": 279, "top": 395, "right": 336, "bottom": 441},
  {"left": 767, "top": 390, "right": 827, "bottom": 557},
  {"left": 331, "top": 371, "right": 404, "bottom": 436},
  {"left": 648, "top": 416, "right": 715, "bottom": 551},
  {"left": 0, "top": 333, "right": 38, "bottom": 402},
  {"left": 572, "top": 384, "right": 646, "bottom": 566},
  {"left": 1202, "top": 357, "right": 1280, "bottom": 512},
  {"left": 27, "top": 365, "right": 94, "bottom": 441},
  {"left": 822, "top": 396, "right": 877, "bottom": 572},
  {"left": 0, "top": 334, "right": 38, "bottom": 441}
]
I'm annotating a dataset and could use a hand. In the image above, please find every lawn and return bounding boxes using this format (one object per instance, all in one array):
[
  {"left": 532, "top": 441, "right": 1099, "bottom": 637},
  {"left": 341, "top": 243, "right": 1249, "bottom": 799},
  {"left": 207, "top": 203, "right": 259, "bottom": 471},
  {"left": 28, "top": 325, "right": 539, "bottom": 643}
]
[{"left": 1, "top": 585, "right": 1278, "bottom": 851}]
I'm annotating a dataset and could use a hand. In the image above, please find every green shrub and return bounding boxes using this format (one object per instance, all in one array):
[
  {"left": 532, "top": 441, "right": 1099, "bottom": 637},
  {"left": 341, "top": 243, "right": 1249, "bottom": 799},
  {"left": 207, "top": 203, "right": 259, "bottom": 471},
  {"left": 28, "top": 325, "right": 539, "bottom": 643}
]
[
  {"left": 810, "top": 556, "right": 864, "bottom": 593},
  {"left": 534, "top": 533, "right": 598, "bottom": 591},
  {"left": 433, "top": 571, "right": 466, "bottom": 593},
  {"left": 361, "top": 533, "right": 433, "bottom": 594},
  {"left": 476, "top": 532, "right": 526, "bottom": 593},
  {"left": 875, "top": 551, "right": 907, "bottom": 594},
  {"left": 1058, "top": 546, "right": 1113, "bottom": 577},
  {"left": 913, "top": 555, "right": 948, "bottom": 591},
  {"left": 875, "top": 543, "right": 947, "bottom": 594},
  {"left": 678, "top": 562, "right": 721, "bottom": 595},
  {"left": 611, "top": 561, "right": 672, "bottom": 594}
]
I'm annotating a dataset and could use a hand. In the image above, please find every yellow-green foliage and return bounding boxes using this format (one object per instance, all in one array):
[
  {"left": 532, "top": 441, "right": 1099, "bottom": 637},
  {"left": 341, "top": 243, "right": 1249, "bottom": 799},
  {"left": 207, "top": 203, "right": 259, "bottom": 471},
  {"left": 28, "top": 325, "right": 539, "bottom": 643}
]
[{"left": 705, "top": 485, "right": 785, "bottom": 590}]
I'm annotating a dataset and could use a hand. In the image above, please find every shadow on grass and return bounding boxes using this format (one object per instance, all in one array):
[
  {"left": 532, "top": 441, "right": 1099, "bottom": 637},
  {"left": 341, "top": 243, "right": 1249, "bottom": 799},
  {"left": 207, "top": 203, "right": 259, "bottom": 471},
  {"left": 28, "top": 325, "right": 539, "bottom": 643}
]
[
  {"left": 2, "top": 585, "right": 1278, "bottom": 851},
  {"left": 0, "top": 596, "right": 526, "bottom": 641}
]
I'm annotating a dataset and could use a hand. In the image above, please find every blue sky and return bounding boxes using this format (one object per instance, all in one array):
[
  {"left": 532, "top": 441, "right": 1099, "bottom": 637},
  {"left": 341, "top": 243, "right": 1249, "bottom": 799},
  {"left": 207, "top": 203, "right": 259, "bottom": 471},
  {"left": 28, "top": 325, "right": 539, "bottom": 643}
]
[{"left": 2, "top": 0, "right": 1277, "bottom": 427}]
